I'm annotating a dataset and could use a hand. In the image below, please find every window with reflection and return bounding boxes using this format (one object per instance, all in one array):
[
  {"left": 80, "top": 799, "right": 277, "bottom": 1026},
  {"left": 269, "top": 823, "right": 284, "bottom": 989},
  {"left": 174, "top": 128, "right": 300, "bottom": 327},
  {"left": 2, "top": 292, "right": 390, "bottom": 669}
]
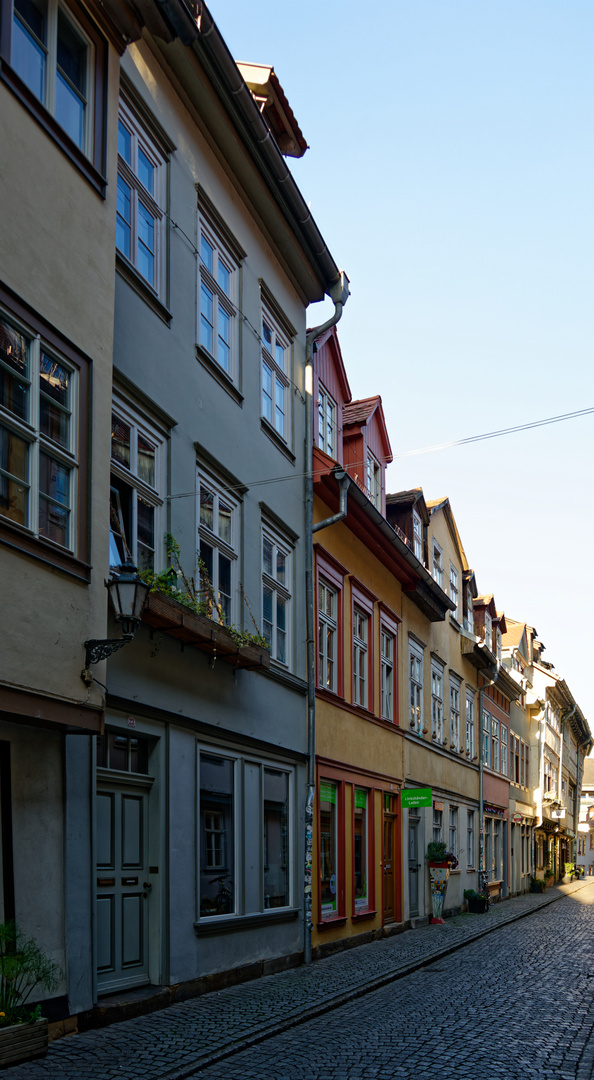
[
  {"left": 354, "top": 789, "right": 369, "bottom": 910},
  {"left": 199, "top": 754, "right": 234, "bottom": 917},
  {"left": 110, "top": 395, "right": 164, "bottom": 572},
  {"left": 197, "top": 471, "right": 238, "bottom": 624},
  {"left": 96, "top": 732, "right": 149, "bottom": 774},
  {"left": 262, "top": 526, "right": 291, "bottom": 665},
  {"left": 320, "top": 780, "right": 339, "bottom": 918},
  {"left": 263, "top": 769, "right": 289, "bottom": 908},
  {"left": 117, "top": 100, "right": 165, "bottom": 293}
]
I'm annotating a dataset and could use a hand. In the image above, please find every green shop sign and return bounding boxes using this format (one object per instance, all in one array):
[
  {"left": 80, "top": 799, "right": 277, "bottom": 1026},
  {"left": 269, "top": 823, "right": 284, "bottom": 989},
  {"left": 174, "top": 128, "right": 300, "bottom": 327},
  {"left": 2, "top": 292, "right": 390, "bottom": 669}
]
[
  {"left": 401, "top": 787, "right": 432, "bottom": 808},
  {"left": 319, "top": 782, "right": 336, "bottom": 804}
]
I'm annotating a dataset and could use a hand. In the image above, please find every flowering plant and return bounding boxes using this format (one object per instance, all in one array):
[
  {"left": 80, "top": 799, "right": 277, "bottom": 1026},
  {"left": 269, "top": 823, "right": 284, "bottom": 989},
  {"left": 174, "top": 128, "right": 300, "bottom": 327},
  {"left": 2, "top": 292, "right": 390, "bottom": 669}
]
[{"left": 426, "top": 841, "right": 458, "bottom": 868}]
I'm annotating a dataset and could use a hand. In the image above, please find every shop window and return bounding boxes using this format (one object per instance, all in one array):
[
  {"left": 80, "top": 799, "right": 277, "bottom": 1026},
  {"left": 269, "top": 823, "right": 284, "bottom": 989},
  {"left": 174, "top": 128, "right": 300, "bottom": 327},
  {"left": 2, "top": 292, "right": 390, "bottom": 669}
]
[
  {"left": 199, "top": 754, "right": 235, "bottom": 917},
  {"left": 353, "top": 789, "right": 369, "bottom": 911},
  {"left": 263, "top": 768, "right": 289, "bottom": 909},
  {"left": 320, "top": 780, "right": 340, "bottom": 918}
]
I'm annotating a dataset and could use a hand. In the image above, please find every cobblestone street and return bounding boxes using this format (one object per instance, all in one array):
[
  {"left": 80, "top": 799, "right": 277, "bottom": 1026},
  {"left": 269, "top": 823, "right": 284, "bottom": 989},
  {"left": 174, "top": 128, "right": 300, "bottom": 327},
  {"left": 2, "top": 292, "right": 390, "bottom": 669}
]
[{"left": 5, "top": 880, "right": 594, "bottom": 1080}]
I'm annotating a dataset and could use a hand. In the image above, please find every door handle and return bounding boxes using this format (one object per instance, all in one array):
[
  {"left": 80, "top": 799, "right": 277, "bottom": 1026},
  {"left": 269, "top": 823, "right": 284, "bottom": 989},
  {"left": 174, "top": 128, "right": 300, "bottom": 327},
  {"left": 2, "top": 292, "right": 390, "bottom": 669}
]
[{"left": 143, "top": 881, "right": 152, "bottom": 897}]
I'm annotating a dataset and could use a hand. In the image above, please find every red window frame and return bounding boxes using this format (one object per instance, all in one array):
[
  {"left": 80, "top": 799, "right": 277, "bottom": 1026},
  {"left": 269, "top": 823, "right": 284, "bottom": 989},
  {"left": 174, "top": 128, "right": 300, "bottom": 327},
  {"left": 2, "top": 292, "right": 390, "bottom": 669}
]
[
  {"left": 352, "top": 784, "right": 375, "bottom": 917},
  {"left": 317, "top": 775, "right": 345, "bottom": 923}
]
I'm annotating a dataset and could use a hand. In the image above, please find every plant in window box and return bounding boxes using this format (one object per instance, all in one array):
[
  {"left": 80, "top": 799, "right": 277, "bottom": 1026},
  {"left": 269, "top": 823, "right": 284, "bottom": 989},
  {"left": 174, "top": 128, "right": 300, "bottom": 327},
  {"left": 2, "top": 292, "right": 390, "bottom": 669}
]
[
  {"left": 0, "top": 923, "right": 61, "bottom": 1067},
  {"left": 425, "top": 842, "right": 458, "bottom": 868}
]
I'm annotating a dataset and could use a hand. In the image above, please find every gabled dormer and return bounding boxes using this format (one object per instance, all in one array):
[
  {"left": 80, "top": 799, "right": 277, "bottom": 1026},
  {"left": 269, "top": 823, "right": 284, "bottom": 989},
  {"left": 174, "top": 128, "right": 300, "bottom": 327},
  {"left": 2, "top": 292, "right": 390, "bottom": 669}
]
[
  {"left": 385, "top": 489, "right": 429, "bottom": 565},
  {"left": 342, "top": 396, "right": 392, "bottom": 515},
  {"left": 472, "top": 595, "right": 499, "bottom": 659},
  {"left": 311, "top": 325, "right": 351, "bottom": 465}
]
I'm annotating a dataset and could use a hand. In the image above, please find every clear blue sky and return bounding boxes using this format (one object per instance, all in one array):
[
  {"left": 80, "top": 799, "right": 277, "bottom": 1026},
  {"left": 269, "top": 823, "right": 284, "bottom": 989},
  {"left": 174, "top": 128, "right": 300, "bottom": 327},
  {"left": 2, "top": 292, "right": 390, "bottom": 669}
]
[{"left": 215, "top": 1, "right": 594, "bottom": 718}]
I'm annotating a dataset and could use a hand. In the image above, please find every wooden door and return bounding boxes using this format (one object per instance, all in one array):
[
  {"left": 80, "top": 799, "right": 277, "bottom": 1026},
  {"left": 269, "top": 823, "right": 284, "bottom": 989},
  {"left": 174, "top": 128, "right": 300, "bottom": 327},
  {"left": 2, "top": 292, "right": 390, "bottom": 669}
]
[{"left": 96, "top": 782, "right": 151, "bottom": 994}]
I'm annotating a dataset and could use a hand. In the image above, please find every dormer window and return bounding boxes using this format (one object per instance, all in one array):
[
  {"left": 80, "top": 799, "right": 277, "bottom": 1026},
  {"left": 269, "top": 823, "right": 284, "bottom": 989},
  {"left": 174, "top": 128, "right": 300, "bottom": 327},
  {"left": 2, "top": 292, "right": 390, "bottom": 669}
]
[
  {"left": 496, "top": 627, "right": 502, "bottom": 664},
  {"left": 317, "top": 384, "right": 337, "bottom": 458},
  {"left": 465, "top": 589, "right": 474, "bottom": 633},
  {"left": 432, "top": 539, "right": 443, "bottom": 589},
  {"left": 449, "top": 564, "right": 459, "bottom": 621},
  {"left": 413, "top": 509, "right": 423, "bottom": 561},
  {"left": 366, "top": 451, "right": 381, "bottom": 509},
  {"left": 484, "top": 612, "right": 493, "bottom": 652}
]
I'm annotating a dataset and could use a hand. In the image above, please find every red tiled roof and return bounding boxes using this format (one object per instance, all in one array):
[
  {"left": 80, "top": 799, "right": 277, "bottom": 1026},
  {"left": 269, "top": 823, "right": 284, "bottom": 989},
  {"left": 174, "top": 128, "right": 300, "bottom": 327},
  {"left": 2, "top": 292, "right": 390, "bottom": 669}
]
[{"left": 342, "top": 396, "right": 381, "bottom": 426}]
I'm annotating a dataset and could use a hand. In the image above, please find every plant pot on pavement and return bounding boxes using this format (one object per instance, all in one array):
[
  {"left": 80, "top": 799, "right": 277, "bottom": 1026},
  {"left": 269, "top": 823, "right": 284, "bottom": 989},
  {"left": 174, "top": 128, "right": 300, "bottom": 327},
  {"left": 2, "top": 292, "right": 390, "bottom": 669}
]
[{"left": 0, "top": 1018, "right": 48, "bottom": 1069}]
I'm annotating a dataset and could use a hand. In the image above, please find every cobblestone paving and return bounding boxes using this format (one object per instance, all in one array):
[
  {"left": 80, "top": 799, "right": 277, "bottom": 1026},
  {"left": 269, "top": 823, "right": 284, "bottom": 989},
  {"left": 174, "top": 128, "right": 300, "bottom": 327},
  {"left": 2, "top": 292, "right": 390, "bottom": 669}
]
[{"left": 4, "top": 880, "right": 592, "bottom": 1080}]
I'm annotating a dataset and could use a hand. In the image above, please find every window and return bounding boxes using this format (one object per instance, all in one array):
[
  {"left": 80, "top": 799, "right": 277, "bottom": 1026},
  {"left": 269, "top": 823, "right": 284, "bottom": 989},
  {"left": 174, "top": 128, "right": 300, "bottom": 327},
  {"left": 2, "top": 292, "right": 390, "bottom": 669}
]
[
  {"left": 450, "top": 675, "right": 461, "bottom": 751},
  {"left": 263, "top": 768, "right": 289, "bottom": 909},
  {"left": 366, "top": 451, "right": 381, "bottom": 509},
  {"left": 432, "top": 539, "right": 443, "bottom": 588},
  {"left": 485, "top": 818, "right": 492, "bottom": 880},
  {"left": 449, "top": 805, "right": 458, "bottom": 860},
  {"left": 262, "top": 526, "right": 291, "bottom": 665},
  {"left": 199, "top": 754, "right": 235, "bottom": 917},
  {"left": 482, "top": 710, "right": 490, "bottom": 767},
  {"left": 1, "top": 311, "right": 77, "bottom": 551},
  {"left": 317, "top": 384, "right": 337, "bottom": 457},
  {"left": 320, "top": 780, "right": 339, "bottom": 918},
  {"left": 465, "top": 587, "right": 474, "bottom": 633},
  {"left": 412, "top": 509, "right": 423, "bottom": 561},
  {"left": 197, "top": 471, "right": 238, "bottom": 625},
  {"left": 354, "top": 789, "right": 369, "bottom": 911},
  {"left": 432, "top": 804, "right": 443, "bottom": 844},
  {"left": 261, "top": 306, "right": 290, "bottom": 441},
  {"left": 409, "top": 640, "right": 423, "bottom": 733},
  {"left": 110, "top": 396, "right": 165, "bottom": 572},
  {"left": 496, "top": 627, "right": 502, "bottom": 664},
  {"left": 198, "top": 223, "right": 238, "bottom": 377},
  {"left": 484, "top": 612, "right": 493, "bottom": 652},
  {"left": 117, "top": 101, "right": 165, "bottom": 294},
  {"left": 431, "top": 661, "right": 444, "bottom": 741},
  {"left": 352, "top": 607, "right": 369, "bottom": 709},
  {"left": 467, "top": 810, "right": 475, "bottom": 868},
  {"left": 525, "top": 744, "right": 530, "bottom": 788},
  {"left": 465, "top": 691, "right": 475, "bottom": 757},
  {"left": 380, "top": 628, "right": 395, "bottom": 721},
  {"left": 449, "top": 564, "right": 459, "bottom": 621},
  {"left": 10, "top": 0, "right": 94, "bottom": 154},
  {"left": 491, "top": 719, "right": 500, "bottom": 772},
  {"left": 514, "top": 735, "right": 520, "bottom": 784},
  {"left": 96, "top": 731, "right": 149, "bottom": 774},
  {"left": 501, "top": 725, "right": 508, "bottom": 777},
  {"left": 493, "top": 819, "right": 502, "bottom": 881},
  {"left": 318, "top": 580, "right": 337, "bottom": 692}
]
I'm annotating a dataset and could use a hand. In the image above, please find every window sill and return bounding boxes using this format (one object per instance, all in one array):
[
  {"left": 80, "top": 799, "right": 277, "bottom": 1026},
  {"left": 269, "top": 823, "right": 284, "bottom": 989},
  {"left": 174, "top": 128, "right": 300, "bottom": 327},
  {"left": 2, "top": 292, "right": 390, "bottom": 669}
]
[
  {"left": 116, "top": 254, "right": 172, "bottom": 326},
  {"left": 194, "top": 907, "right": 299, "bottom": 936},
  {"left": 0, "top": 62, "right": 106, "bottom": 197},
  {"left": 317, "top": 916, "right": 347, "bottom": 929},
  {"left": 352, "top": 909, "right": 377, "bottom": 922},
  {"left": 0, "top": 519, "right": 91, "bottom": 582},
  {"left": 260, "top": 417, "right": 295, "bottom": 463},
  {"left": 196, "top": 345, "right": 243, "bottom": 405}
]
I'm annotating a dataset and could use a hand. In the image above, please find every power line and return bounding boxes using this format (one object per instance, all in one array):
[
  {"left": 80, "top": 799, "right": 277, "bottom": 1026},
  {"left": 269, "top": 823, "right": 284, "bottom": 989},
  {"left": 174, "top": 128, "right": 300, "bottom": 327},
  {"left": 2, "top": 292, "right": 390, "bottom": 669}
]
[
  {"left": 394, "top": 407, "right": 594, "bottom": 458},
  {"left": 166, "top": 405, "right": 593, "bottom": 502}
]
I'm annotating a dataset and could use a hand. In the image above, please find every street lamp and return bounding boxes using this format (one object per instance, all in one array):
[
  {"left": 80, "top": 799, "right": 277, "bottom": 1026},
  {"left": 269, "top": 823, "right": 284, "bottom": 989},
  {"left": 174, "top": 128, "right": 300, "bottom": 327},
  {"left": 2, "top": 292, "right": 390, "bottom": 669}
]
[{"left": 83, "top": 558, "right": 151, "bottom": 668}]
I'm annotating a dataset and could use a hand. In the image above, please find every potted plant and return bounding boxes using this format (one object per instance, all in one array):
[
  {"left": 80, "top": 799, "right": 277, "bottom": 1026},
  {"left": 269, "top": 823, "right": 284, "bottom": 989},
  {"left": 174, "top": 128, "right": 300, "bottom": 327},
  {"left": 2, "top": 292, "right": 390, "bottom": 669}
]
[
  {"left": 0, "top": 922, "right": 61, "bottom": 1067},
  {"left": 544, "top": 866, "right": 555, "bottom": 887},
  {"left": 464, "top": 887, "right": 488, "bottom": 914},
  {"left": 529, "top": 876, "right": 546, "bottom": 893},
  {"left": 426, "top": 841, "right": 458, "bottom": 869}
]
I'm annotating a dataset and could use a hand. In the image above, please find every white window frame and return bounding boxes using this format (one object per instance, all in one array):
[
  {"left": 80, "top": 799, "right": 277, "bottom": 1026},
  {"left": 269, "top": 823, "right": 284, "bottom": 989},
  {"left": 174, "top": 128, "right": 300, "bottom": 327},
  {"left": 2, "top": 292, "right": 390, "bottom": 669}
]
[
  {"left": 484, "top": 611, "right": 493, "bottom": 652},
  {"left": 262, "top": 524, "right": 292, "bottom": 667},
  {"left": 117, "top": 99, "right": 166, "bottom": 295},
  {"left": 449, "top": 805, "right": 458, "bottom": 860},
  {"left": 0, "top": 309, "right": 78, "bottom": 551},
  {"left": 431, "top": 660, "right": 444, "bottom": 741},
  {"left": 449, "top": 675, "right": 461, "bottom": 752},
  {"left": 380, "top": 628, "right": 395, "bottom": 721},
  {"left": 11, "top": 0, "right": 95, "bottom": 156},
  {"left": 412, "top": 509, "right": 423, "bottom": 561},
  {"left": 110, "top": 393, "right": 165, "bottom": 572},
  {"left": 467, "top": 809, "right": 475, "bottom": 868},
  {"left": 197, "top": 469, "right": 238, "bottom": 626},
  {"left": 352, "top": 606, "right": 369, "bottom": 709},
  {"left": 261, "top": 304, "right": 290, "bottom": 442},
  {"left": 501, "top": 726, "right": 508, "bottom": 777},
  {"left": 366, "top": 450, "right": 381, "bottom": 509},
  {"left": 465, "top": 587, "right": 474, "bottom": 633},
  {"left": 482, "top": 709, "right": 491, "bottom": 767},
  {"left": 198, "top": 219, "right": 238, "bottom": 378},
  {"left": 491, "top": 718, "right": 500, "bottom": 772},
  {"left": 317, "top": 384, "right": 337, "bottom": 458},
  {"left": 432, "top": 539, "right": 443, "bottom": 588},
  {"left": 449, "top": 563, "right": 459, "bottom": 621},
  {"left": 432, "top": 804, "right": 443, "bottom": 844},
  {"left": 465, "top": 690, "right": 475, "bottom": 758},
  {"left": 409, "top": 640, "right": 424, "bottom": 733},
  {"left": 318, "top": 579, "right": 338, "bottom": 693}
]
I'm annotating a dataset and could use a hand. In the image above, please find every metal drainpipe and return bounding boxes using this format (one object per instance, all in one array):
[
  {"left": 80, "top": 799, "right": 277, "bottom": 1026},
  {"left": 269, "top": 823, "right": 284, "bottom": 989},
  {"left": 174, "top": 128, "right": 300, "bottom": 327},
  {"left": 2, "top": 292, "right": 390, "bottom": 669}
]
[
  {"left": 304, "top": 276, "right": 349, "bottom": 966},
  {"left": 477, "top": 666, "right": 499, "bottom": 885}
]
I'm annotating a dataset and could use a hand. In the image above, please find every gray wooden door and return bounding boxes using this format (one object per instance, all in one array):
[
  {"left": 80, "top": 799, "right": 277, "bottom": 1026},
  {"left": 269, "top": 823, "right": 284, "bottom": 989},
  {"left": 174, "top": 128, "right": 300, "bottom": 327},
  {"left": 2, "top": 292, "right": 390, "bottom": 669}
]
[
  {"left": 408, "top": 817, "right": 420, "bottom": 917},
  {"left": 96, "top": 782, "right": 151, "bottom": 993}
]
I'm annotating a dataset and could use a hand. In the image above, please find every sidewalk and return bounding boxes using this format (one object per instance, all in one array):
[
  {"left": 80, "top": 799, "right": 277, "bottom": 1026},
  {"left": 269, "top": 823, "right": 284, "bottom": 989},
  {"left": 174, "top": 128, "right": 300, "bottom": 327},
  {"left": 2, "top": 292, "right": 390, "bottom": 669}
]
[{"left": 5, "top": 878, "right": 593, "bottom": 1080}]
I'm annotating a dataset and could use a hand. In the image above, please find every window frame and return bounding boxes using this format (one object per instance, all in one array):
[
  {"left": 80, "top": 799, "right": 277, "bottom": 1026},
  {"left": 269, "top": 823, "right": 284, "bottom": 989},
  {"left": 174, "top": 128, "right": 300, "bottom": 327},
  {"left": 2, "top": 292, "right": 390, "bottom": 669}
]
[
  {"left": 430, "top": 658, "right": 444, "bottom": 742},
  {"left": 317, "top": 382, "right": 337, "bottom": 458},
  {"left": 261, "top": 522, "right": 292, "bottom": 667},
  {"left": 449, "top": 563, "right": 459, "bottom": 621},
  {"left": 1, "top": 0, "right": 107, "bottom": 191},
  {"left": 491, "top": 718, "right": 500, "bottom": 772},
  {"left": 432, "top": 539, "right": 443, "bottom": 588},
  {"left": 501, "top": 725, "right": 508, "bottom": 777},
  {"left": 197, "top": 468, "right": 239, "bottom": 626},
  {"left": 260, "top": 299, "right": 292, "bottom": 445},
  {"left": 465, "top": 689, "right": 475, "bottom": 758},
  {"left": 0, "top": 295, "right": 90, "bottom": 577},
  {"left": 466, "top": 809, "right": 475, "bottom": 869},
  {"left": 365, "top": 450, "right": 381, "bottom": 510},
  {"left": 449, "top": 805, "right": 458, "bottom": 864},
  {"left": 319, "top": 777, "right": 344, "bottom": 921},
  {"left": 379, "top": 608, "right": 399, "bottom": 723},
  {"left": 482, "top": 709, "right": 491, "bottom": 767},
  {"left": 116, "top": 97, "right": 167, "bottom": 302},
  {"left": 110, "top": 392, "right": 166, "bottom": 574},
  {"left": 409, "top": 638, "right": 424, "bottom": 734},
  {"left": 412, "top": 509, "right": 423, "bottom": 561},
  {"left": 449, "top": 674, "right": 461, "bottom": 752},
  {"left": 353, "top": 787, "right": 372, "bottom": 914},
  {"left": 315, "top": 547, "right": 345, "bottom": 698},
  {"left": 351, "top": 582, "right": 375, "bottom": 713}
]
